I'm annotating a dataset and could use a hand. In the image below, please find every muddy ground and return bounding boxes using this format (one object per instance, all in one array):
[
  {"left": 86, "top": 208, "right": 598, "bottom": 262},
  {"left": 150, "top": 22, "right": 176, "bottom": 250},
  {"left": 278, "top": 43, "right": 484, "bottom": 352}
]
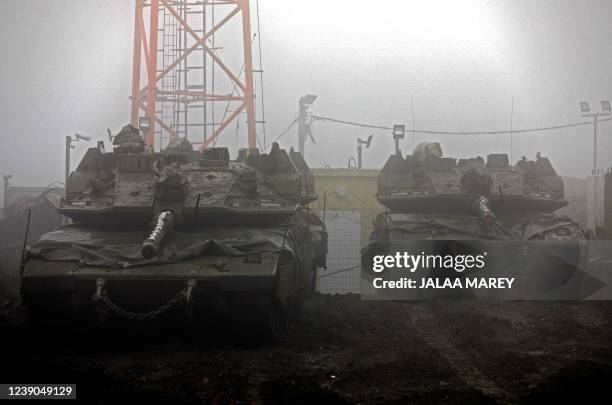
[{"left": 1, "top": 294, "right": 612, "bottom": 404}]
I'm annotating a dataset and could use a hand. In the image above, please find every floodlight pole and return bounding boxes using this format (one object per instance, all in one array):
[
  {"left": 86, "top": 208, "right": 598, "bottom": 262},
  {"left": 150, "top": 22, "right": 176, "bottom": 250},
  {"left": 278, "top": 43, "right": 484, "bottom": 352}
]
[
  {"left": 298, "top": 101, "right": 307, "bottom": 156},
  {"left": 3, "top": 174, "right": 11, "bottom": 210},
  {"left": 392, "top": 125, "right": 405, "bottom": 155},
  {"left": 65, "top": 136, "right": 72, "bottom": 187},
  {"left": 65, "top": 134, "right": 91, "bottom": 192},
  {"left": 298, "top": 95, "right": 317, "bottom": 158},
  {"left": 593, "top": 115, "right": 598, "bottom": 173},
  {"left": 581, "top": 104, "right": 611, "bottom": 174},
  {"left": 357, "top": 135, "right": 372, "bottom": 169}
]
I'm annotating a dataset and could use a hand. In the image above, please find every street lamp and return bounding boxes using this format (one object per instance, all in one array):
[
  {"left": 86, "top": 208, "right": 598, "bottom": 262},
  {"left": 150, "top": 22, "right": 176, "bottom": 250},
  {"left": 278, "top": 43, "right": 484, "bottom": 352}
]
[
  {"left": 65, "top": 133, "right": 91, "bottom": 188},
  {"left": 392, "top": 125, "right": 405, "bottom": 154},
  {"left": 580, "top": 101, "right": 611, "bottom": 174}
]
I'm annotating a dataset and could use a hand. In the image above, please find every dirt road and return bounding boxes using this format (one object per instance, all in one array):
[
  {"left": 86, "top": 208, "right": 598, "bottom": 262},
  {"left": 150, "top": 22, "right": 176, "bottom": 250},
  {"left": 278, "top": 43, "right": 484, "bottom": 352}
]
[{"left": 1, "top": 294, "right": 611, "bottom": 404}]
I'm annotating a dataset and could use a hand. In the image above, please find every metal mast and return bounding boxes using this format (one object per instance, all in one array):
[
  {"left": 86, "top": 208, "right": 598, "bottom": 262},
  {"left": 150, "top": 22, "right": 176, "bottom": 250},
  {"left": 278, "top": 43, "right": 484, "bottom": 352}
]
[{"left": 130, "top": 0, "right": 257, "bottom": 150}]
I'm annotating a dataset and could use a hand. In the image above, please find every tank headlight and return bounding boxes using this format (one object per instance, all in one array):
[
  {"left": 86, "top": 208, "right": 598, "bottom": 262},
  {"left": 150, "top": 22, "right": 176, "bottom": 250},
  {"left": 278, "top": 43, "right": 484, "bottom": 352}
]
[
  {"left": 260, "top": 202, "right": 283, "bottom": 208},
  {"left": 556, "top": 228, "right": 570, "bottom": 236},
  {"left": 231, "top": 202, "right": 253, "bottom": 207},
  {"left": 391, "top": 190, "right": 430, "bottom": 196},
  {"left": 243, "top": 252, "right": 262, "bottom": 264},
  {"left": 541, "top": 227, "right": 574, "bottom": 240}
]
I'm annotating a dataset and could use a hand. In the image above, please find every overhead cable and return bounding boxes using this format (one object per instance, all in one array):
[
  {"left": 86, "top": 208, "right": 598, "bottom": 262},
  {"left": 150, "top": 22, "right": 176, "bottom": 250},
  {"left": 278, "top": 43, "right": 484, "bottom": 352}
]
[
  {"left": 310, "top": 115, "right": 612, "bottom": 136},
  {"left": 272, "top": 115, "right": 299, "bottom": 143}
]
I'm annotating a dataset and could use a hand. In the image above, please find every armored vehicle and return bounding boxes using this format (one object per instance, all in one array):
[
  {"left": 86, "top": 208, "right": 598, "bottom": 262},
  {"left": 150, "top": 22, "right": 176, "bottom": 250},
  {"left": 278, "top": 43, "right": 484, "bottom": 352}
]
[
  {"left": 366, "top": 143, "right": 586, "bottom": 296},
  {"left": 21, "top": 125, "right": 327, "bottom": 336}
]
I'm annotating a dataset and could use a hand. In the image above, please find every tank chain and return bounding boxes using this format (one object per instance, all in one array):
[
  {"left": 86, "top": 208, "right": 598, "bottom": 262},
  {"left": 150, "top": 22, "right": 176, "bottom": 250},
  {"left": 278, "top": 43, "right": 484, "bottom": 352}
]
[{"left": 93, "top": 279, "right": 196, "bottom": 322}]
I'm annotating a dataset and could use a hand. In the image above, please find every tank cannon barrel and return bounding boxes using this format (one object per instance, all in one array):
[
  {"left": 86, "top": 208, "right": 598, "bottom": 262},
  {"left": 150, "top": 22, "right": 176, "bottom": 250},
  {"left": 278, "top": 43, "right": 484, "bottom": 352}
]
[
  {"left": 472, "top": 196, "right": 495, "bottom": 225},
  {"left": 141, "top": 210, "right": 175, "bottom": 258}
]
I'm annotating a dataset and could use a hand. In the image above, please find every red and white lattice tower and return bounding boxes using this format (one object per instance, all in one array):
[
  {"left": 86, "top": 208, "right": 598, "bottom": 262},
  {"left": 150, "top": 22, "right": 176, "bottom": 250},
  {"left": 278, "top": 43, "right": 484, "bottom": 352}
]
[{"left": 130, "top": 0, "right": 257, "bottom": 150}]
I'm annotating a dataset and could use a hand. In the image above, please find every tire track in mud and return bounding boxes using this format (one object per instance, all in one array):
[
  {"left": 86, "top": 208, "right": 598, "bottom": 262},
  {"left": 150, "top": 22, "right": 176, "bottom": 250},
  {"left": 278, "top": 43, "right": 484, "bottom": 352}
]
[{"left": 407, "top": 304, "right": 513, "bottom": 403}]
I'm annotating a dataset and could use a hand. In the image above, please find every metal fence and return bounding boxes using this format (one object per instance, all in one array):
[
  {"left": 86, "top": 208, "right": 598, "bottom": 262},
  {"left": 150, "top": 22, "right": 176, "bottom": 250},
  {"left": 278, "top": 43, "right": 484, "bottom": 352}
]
[{"left": 316, "top": 210, "right": 361, "bottom": 295}]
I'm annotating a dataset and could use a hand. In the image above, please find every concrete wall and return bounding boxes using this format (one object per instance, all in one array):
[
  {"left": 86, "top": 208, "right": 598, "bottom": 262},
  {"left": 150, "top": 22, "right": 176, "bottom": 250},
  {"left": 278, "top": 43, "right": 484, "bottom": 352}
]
[{"left": 312, "top": 168, "right": 384, "bottom": 244}]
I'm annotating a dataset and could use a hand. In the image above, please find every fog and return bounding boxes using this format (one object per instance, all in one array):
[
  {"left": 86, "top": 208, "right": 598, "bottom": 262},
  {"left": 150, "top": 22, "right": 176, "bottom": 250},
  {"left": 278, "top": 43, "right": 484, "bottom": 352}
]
[{"left": 1, "top": 0, "right": 612, "bottom": 199}]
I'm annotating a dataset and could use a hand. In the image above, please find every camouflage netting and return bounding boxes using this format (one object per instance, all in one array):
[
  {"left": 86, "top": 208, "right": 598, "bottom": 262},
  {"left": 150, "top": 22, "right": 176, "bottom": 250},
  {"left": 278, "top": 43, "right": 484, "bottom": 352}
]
[{"left": 27, "top": 225, "right": 299, "bottom": 269}]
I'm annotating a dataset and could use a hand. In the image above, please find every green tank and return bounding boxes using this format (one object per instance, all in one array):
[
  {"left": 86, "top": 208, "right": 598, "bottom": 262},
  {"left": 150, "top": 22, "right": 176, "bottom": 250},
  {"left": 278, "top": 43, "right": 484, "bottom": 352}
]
[
  {"left": 366, "top": 143, "right": 586, "bottom": 297},
  {"left": 21, "top": 126, "right": 327, "bottom": 337}
]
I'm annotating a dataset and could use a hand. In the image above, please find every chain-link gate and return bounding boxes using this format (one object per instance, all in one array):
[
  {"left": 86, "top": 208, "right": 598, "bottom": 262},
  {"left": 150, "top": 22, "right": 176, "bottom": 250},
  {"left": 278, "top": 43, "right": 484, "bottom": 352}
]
[{"left": 317, "top": 210, "right": 361, "bottom": 294}]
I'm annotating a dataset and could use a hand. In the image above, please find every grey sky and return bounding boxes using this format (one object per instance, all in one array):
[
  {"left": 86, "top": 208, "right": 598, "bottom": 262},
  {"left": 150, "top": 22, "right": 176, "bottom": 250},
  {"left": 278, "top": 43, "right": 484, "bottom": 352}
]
[{"left": 1, "top": 0, "right": 611, "bottom": 197}]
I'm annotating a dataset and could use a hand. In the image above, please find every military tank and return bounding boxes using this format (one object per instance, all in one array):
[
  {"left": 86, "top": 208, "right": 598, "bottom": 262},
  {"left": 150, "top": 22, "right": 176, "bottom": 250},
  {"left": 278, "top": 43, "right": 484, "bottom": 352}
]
[
  {"left": 365, "top": 142, "right": 586, "bottom": 298},
  {"left": 21, "top": 125, "right": 327, "bottom": 336}
]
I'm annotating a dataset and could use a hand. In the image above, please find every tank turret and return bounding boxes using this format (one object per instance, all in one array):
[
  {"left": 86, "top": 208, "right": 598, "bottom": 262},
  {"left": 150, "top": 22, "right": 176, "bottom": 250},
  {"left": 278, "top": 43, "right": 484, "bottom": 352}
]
[
  {"left": 60, "top": 139, "right": 316, "bottom": 227},
  {"left": 377, "top": 142, "right": 568, "bottom": 215}
]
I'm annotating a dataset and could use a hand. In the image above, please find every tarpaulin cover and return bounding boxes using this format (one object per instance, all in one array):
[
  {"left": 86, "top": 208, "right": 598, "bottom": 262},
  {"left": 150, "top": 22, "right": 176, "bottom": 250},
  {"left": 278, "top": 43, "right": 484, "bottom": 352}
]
[
  {"left": 385, "top": 212, "right": 580, "bottom": 240},
  {"left": 27, "top": 225, "right": 299, "bottom": 269}
]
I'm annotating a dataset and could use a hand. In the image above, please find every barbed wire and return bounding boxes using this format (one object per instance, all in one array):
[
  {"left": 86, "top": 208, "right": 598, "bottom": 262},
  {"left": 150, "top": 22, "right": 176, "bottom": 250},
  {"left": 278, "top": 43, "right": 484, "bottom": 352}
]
[{"left": 313, "top": 187, "right": 380, "bottom": 228}]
